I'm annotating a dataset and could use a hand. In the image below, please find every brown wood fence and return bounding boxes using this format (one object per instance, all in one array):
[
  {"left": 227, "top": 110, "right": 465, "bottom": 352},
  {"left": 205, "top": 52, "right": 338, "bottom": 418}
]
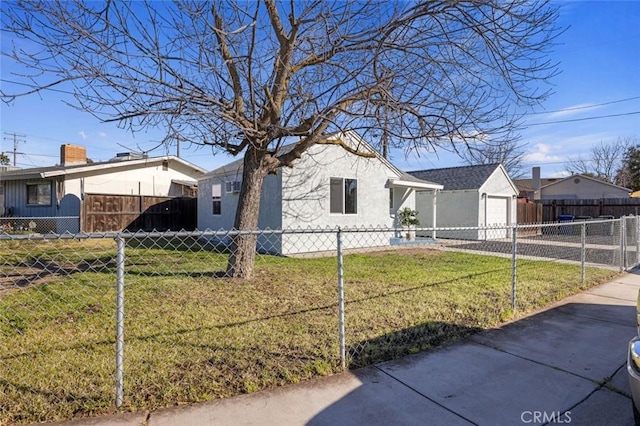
[
  {"left": 81, "top": 193, "right": 197, "bottom": 232},
  {"left": 516, "top": 202, "right": 543, "bottom": 236},
  {"left": 539, "top": 198, "right": 640, "bottom": 222},
  {"left": 517, "top": 202, "right": 542, "bottom": 224}
]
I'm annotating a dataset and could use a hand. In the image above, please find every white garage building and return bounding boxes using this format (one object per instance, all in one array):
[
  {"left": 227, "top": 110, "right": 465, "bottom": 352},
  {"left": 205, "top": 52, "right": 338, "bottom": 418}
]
[{"left": 408, "top": 163, "right": 518, "bottom": 240}]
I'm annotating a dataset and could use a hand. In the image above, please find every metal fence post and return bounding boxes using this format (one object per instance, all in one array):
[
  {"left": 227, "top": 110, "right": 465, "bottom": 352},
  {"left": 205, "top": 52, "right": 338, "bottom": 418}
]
[
  {"left": 620, "top": 218, "right": 626, "bottom": 272},
  {"left": 336, "top": 227, "right": 346, "bottom": 370},
  {"left": 581, "top": 221, "right": 586, "bottom": 283},
  {"left": 511, "top": 223, "right": 517, "bottom": 311},
  {"left": 115, "top": 235, "right": 125, "bottom": 408},
  {"left": 636, "top": 216, "right": 640, "bottom": 267}
]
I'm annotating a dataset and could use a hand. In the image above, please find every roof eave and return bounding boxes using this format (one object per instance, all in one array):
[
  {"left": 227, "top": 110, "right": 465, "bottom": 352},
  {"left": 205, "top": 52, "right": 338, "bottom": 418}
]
[{"left": 388, "top": 179, "right": 443, "bottom": 190}]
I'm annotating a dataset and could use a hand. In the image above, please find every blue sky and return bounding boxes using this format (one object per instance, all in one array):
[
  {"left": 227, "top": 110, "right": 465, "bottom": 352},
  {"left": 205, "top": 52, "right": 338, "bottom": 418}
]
[{"left": 1, "top": 1, "right": 639, "bottom": 178}]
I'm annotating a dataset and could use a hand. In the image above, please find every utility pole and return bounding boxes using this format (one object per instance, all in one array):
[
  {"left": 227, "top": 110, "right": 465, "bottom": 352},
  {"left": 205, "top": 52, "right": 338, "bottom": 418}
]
[{"left": 3, "top": 132, "right": 26, "bottom": 166}]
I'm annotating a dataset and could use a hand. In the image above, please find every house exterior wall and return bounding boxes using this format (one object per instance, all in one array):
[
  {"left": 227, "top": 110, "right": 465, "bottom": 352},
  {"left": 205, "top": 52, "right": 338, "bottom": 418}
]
[
  {"left": 540, "top": 177, "right": 630, "bottom": 200},
  {"left": 416, "top": 166, "right": 517, "bottom": 241},
  {"left": 416, "top": 190, "right": 480, "bottom": 239},
  {"left": 2, "top": 160, "right": 200, "bottom": 218},
  {"left": 197, "top": 170, "right": 283, "bottom": 254},
  {"left": 1, "top": 178, "right": 60, "bottom": 217},
  {"left": 478, "top": 167, "right": 518, "bottom": 238},
  {"left": 279, "top": 143, "right": 403, "bottom": 254},
  {"left": 197, "top": 172, "right": 283, "bottom": 231},
  {"left": 197, "top": 139, "right": 417, "bottom": 255},
  {"left": 65, "top": 162, "right": 197, "bottom": 197}
]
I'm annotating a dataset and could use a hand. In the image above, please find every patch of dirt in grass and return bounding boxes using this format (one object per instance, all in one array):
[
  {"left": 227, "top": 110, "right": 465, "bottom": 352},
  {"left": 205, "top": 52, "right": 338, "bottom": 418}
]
[
  {"left": 0, "top": 257, "right": 115, "bottom": 298},
  {"left": 0, "top": 266, "right": 58, "bottom": 297}
]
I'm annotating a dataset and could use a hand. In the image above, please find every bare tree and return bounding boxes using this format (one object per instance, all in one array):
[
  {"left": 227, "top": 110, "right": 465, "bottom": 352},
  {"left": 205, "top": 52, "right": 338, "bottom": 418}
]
[
  {"left": 614, "top": 136, "right": 640, "bottom": 190},
  {"left": 566, "top": 138, "right": 634, "bottom": 184},
  {"left": 1, "top": 1, "right": 561, "bottom": 278},
  {"left": 458, "top": 138, "right": 527, "bottom": 178}
]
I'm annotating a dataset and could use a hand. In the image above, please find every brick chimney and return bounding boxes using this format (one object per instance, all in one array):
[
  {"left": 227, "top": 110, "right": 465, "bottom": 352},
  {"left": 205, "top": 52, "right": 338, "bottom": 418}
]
[{"left": 60, "top": 144, "right": 87, "bottom": 166}]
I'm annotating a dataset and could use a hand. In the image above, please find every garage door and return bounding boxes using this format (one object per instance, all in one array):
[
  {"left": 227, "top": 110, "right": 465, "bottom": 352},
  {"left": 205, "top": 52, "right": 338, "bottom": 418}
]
[{"left": 486, "top": 196, "right": 509, "bottom": 239}]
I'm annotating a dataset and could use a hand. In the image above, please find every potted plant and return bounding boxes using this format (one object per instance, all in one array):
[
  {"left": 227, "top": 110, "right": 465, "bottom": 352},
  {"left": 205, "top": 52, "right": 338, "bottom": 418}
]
[{"left": 398, "top": 207, "right": 419, "bottom": 241}]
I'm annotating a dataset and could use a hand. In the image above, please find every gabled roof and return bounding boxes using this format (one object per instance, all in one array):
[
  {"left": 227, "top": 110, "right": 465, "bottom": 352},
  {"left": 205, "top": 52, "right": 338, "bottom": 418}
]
[
  {"left": 0, "top": 155, "right": 206, "bottom": 181},
  {"left": 540, "top": 173, "right": 631, "bottom": 192},
  {"left": 513, "top": 177, "right": 562, "bottom": 193},
  {"left": 407, "top": 163, "right": 503, "bottom": 191},
  {"left": 199, "top": 130, "right": 443, "bottom": 190}
]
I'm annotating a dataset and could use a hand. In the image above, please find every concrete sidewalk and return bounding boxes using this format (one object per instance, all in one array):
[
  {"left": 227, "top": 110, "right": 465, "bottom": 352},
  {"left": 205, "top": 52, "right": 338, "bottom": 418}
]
[{"left": 59, "top": 271, "right": 640, "bottom": 426}]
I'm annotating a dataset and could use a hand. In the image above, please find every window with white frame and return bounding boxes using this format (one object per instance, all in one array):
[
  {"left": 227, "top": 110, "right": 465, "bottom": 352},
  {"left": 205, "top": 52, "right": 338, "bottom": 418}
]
[
  {"left": 212, "top": 184, "right": 222, "bottom": 215},
  {"left": 329, "top": 177, "right": 357, "bottom": 214},
  {"left": 26, "top": 182, "right": 52, "bottom": 206}
]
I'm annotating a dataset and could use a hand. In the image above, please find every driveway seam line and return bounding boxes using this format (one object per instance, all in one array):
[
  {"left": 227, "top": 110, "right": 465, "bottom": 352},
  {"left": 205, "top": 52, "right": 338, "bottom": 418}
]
[
  {"left": 469, "top": 338, "right": 622, "bottom": 386},
  {"left": 373, "top": 365, "right": 478, "bottom": 426}
]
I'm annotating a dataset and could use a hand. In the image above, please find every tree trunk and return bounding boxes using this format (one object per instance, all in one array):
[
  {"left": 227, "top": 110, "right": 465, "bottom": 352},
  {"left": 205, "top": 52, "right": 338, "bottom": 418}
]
[{"left": 226, "top": 146, "right": 271, "bottom": 279}]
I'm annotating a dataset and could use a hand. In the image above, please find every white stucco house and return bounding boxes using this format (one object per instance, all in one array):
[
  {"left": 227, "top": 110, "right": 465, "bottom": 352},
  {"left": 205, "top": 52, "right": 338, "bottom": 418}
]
[
  {"left": 408, "top": 163, "right": 518, "bottom": 240},
  {"left": 0, "top": 144, "right": 205, "bottom": 231},
  {"left": 197, "top": 130, "right": 442, "bottom": 255}
]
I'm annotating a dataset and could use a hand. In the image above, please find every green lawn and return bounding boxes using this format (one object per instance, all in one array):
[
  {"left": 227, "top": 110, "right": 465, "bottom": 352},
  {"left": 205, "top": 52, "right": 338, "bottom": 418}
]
[{"left": 0, "top": 239, "right": 619, "bottom": 424}]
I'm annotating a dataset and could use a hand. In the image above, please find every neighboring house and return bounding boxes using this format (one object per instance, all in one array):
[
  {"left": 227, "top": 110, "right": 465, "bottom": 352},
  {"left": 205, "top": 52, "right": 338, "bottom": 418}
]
[
  {"left": 0, "top": 144, "right": 205, "bottom": 231},
  {"left": 407, "top": 163, "right": 518, "bottom": 240},
  {"left": 197, "top": 130, "right": 442, "bottom": 255},
  {"left": 514, "top": 167, "right": 631, "bottom": 200},
  {"left": 536, "top": 174, "right": 630, "bottom": 200},
  {"left": 513, "top": 178, "right": 562, "bottom": 200}
]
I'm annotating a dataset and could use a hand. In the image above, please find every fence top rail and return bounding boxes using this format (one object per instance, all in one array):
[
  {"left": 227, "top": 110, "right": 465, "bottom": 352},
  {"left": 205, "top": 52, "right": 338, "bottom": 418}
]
[{"left": 0, "top": 217, "right": 633, "bottom": 240}]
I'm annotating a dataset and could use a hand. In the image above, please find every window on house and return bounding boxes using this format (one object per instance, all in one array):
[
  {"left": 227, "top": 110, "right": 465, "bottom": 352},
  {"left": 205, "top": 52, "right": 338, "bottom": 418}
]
[
  {"left": 225, "top": 180, "right": 242, "bottom": 193},
  {"left": 26, "top": 183, "right": 52, "bottom": 206},
  {"left": 212, "top": 184, "right": 222, "bottom": 215},
  {"left": 162, "top": 160, "right": 169, "bottom": 171},
  {"left": 389, "top": 188, "right": 394, "bottom": 210},
  {"left": 329, "top": 177, "right": 357, "bottom": 214}
]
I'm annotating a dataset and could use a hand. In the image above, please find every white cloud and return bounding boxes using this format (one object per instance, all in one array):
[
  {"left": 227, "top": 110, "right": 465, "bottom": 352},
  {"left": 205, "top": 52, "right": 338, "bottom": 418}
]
[
  {"left": 523, "top": 143, "right": 563, "bottom": 163},
  {"left": 78, "top": 131, "right": 87, "bottom": 140},
  {"left": 99, "top": 132, "right": 107, "bottom": 138},
  {"left": 542, "top": 103, "right": 602, "bottom": 120}
]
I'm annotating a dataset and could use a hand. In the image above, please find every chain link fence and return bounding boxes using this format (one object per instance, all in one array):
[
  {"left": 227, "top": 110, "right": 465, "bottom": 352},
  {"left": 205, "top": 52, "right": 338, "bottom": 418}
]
[
  {"left": 1, "top": 217, "right": 636, "bottom": 423},
  {"left": 0, "top": 215, "right": 80, "bottom": 234}
]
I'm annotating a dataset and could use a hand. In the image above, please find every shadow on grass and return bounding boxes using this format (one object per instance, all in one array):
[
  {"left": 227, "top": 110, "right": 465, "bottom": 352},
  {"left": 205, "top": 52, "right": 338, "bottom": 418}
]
[
  {"left": 348, "top": 321, "right": 484, "bottom": 369},
  {"left": 1, "top": 255, "right": 117, "bottom": 295},
  {"left": 1, "top": 267, "right": 510, "bottom": 361}
]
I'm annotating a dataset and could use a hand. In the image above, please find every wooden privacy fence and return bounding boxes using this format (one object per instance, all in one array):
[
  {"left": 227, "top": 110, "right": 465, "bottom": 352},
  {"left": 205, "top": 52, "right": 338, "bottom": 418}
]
[
  {"left": 81, "top": 193, "right": 197, "bottom": 232},
  {"left": 516, "top": 202, "right": 543, "bottom": 236},
  {"left": 539, "top": 198, "right": 640, "bottom": 223}
]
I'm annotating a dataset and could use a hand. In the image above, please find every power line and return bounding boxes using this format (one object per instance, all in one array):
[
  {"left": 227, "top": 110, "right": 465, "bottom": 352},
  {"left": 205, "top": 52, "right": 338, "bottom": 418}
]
[
  {"left": 528, "top": 96, "right": 640, "bottom": 115},
  {"left": 3, "top": 132, "right": 26, "bottom": 166},
  {"left": 526, "top": 111, "right": 640, "bottom": 126}
]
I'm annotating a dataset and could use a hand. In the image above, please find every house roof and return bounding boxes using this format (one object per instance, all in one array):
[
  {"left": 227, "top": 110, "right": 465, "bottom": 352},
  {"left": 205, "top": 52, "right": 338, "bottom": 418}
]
[
  {"left": 406, "top": 163, "right": 503, "bottom": 191},
  {"left": 512, "top": 177, "right": 562, "bottom": 193},
  {"left": 0, "top": 155, "right": 206, "bottom": 181},
  {"left": 539, "top": 174, "right": 631, "bottom": 192},
  {"left": 199, "top": 130, "right": 443, "bottom": 190}
]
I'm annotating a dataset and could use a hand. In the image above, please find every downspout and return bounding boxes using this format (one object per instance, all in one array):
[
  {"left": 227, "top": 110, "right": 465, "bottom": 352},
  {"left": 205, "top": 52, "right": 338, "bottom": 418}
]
[{"left": 432, "top": 189, "right": 438, "bottom": 240}]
